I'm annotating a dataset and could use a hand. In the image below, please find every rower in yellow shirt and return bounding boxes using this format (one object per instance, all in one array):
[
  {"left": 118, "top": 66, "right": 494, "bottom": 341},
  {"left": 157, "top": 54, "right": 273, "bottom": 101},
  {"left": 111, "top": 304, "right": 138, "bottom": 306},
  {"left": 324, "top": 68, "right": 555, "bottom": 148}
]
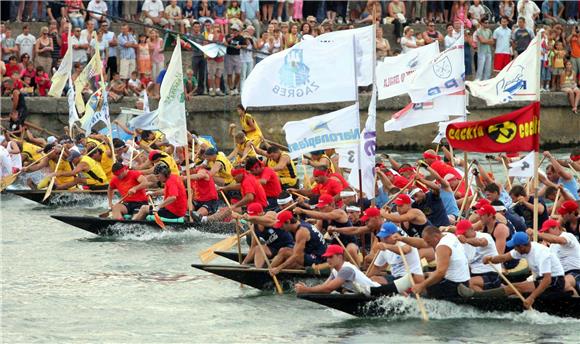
[
  {"left": 228, "top": 131, "right": 257, "bottom": 165},
  {"left": 237, "top": 104, "right": 263, "bottom": 147},
  {"left": 55, "top": 150, "right": 109, "bottom": 190},
  {"left": 203, "top": 148, "right": 234, "bottom": 186},
  {"left": 22, "top": 144, "right": 77, "bottom": 190}
]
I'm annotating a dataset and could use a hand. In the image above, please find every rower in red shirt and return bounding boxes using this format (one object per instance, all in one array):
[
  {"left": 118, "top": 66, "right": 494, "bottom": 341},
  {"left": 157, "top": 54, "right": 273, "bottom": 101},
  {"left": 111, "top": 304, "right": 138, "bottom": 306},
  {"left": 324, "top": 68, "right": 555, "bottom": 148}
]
[
  {"left": 220, "top": 167, "right": 268, "bottom": 211},
  {"left": 133, "top": 163, "right": 187, "bottom": 220},
  {"left": 189, "top": 164, "right": 219, "bottom": 217},
  {"left": 246, "top": 157, "right": 282, "bottom": 210},
  {"left": 108, "top": 162, "right": 149, "bottom": 219}
]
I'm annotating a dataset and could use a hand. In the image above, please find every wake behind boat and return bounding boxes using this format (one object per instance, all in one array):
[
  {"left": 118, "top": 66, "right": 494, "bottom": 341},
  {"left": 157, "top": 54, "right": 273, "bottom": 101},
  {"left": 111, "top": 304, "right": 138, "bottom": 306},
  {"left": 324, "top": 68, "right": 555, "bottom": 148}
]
[
  {"left": 51, "top": 215, "right": 236, "bottom": 236},
  {"left": 297, "top": 291, "right": 580, "bottom": 319},
  {"left": 5, "top": 189, "right": 108, "bottom": 206}
]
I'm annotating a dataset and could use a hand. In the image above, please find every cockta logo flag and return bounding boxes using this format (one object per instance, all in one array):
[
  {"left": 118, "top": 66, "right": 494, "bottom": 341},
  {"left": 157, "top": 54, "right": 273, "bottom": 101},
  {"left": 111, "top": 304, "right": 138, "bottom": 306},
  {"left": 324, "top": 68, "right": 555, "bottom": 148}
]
[{"left": 445, "top": 102, "right": 540, "bottom": 153}]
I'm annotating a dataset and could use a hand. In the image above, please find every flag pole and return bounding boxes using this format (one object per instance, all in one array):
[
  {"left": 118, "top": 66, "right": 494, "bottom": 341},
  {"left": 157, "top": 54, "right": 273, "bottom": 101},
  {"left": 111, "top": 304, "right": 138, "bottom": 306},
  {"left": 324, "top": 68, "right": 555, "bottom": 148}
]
[
  {"left": 532, "top": 152, "right": 539, "bottom": 242},
  {"left": 184, "top": 133, "right": 194, "bottom": 223}
]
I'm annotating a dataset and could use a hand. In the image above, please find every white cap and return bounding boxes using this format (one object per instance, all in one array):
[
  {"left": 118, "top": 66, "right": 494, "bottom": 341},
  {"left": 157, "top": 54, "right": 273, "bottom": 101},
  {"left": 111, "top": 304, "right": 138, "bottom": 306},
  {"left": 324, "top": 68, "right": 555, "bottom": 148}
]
[
  {"left": 340, "top": 190, "right": 357, "bottom": 198},
  {"left": 409, "top": 188, "right": 422, "bottom": 197},
  {"left": 345, "top": 205, "right": 361, "bottom": 212},
  {"left": 47, "top": 136, "right": 57, "bottom": 144}
]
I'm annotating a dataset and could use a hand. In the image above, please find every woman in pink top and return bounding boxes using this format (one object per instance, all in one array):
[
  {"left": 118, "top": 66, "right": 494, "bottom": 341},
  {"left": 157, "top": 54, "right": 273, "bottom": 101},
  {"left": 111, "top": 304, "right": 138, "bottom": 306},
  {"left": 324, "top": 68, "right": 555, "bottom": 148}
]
[
  {"left": 451, "top": 0, "right": 472, "bottom": 29},
  {"left": 148, "top": 30, "right": 165, "bottom": 80}
]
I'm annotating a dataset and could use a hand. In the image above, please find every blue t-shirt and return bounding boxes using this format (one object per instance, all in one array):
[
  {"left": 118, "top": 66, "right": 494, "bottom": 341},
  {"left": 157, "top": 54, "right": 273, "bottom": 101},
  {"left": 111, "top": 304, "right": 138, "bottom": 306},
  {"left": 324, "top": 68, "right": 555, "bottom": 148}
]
[
  {"left": 559, "top": 177, "right": 579, "bottom": 200},
  {"left": 412, "top": 191, "right": 450, "bottom": 227}
]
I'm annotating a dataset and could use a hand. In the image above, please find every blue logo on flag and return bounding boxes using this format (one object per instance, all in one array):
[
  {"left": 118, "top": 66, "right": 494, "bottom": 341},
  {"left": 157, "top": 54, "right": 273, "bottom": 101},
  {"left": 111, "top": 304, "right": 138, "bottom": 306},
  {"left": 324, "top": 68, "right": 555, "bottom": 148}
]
[{"left": 278, "top": 49, "right": 310, "bottom": 88}]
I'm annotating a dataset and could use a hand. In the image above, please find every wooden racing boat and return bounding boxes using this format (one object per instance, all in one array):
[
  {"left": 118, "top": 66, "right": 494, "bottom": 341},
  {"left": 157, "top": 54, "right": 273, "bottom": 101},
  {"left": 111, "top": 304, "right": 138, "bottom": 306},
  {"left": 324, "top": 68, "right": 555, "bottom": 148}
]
[
  {"left": 5, "top": 189, "right": 107, "bottom": 206},
  {"left": 297, "top": 292, "right": 580, "bottom": 318},
  {"left": 191, "top": 263, "right": 329, "bottom": 290},
  {"left": 51, "top": 215, "right": 236, "bottom": 236}
]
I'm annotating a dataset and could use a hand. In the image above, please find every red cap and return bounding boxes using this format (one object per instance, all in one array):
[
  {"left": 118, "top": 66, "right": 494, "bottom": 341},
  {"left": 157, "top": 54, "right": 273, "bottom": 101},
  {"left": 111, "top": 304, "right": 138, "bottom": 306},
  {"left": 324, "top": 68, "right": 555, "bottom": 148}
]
[
  {"left": 313, "top": 169, "right": 328, "bottom": 177},
  {"left": 477, "top": 204, "right": 496, "bottom": 216},
  {"left": 316, "top": 194, "right": 334, "bottom": 208},
  {"left": 398, "top": 166, "right": 416, "bottom": 174},
  {"left": 540, "top": 219, "right": 560, "bottom": 232},
  {"left": 455, "top": 219, "right": 473, "bottom": 236},
  {"left": 423, "top": 152, "right": 440, "bottom": 160},
  {"left": 473, "top": 198, "right": 491, "bottom": 210},
  {"left": 231, "top": 168, "right": 246, "bottom": 177},
  {"left": 571, "top": 154, "right": 580, "bottom": 162},
  {"left": 273, "top": 210, "right": 293, "bottom": 228},
  {"left": 322, "top": 244, "right": 344, "bottom": 258},
  {"left": 360, "top": 207, "right": 381, "bottom": 222},
  {"left": 148, "top": 150, "right": 161, "bottom": 161},
  {"left": 112, "top": 165, "right": 128, "bottom": 176},
  {"left": 394, "top": 194, "right": 412, "bottom": 206},
  {"left": 393, "top": 175, "right": 409, "bottom": 189},
  {"left": 247, "top": 202, "right": 263, "bottom": 216},
  {"left": 558, "top": 200, "right": 579, "bottom": 215}
]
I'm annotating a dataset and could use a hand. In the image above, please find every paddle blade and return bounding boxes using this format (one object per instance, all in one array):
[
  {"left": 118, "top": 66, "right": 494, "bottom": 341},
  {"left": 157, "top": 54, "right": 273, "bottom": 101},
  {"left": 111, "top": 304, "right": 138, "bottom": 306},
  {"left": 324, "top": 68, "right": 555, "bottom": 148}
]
[
  {"left": 42, "top": 178, "right": 56, "bottom": 202},
  {"left": 154, "top": 212, "right": 166, "bottom": 229},
  {"left": 98, "top": 210, "right": 111, "bottom": 218},
  {"left": 198, "top": 235, "right": 240, "bottom": 263},
  {"left": 0, "top": 174, "right": 18, "bottom": 192}
]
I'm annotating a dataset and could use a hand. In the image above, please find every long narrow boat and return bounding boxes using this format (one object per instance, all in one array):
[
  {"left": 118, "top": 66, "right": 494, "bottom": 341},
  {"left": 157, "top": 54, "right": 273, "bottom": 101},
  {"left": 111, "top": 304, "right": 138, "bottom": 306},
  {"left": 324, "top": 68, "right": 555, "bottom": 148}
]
[
  {"left": 5, "top": 189, "right": 107, "bottom": 206},
  {"left": 297, "top": 292, "right": 580, "bottom": 318},
  {"left": 191, "top": 264, "right": 328, "bottom": 290},
  {"left": 52, "top": 215, "right": 236, "bottom": 236}
]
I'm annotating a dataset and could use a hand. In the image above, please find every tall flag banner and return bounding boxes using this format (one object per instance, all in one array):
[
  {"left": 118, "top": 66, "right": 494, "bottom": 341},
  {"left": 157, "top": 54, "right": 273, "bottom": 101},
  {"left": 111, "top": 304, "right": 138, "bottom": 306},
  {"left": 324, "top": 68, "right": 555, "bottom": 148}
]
[
  {"left": 143, "top": 89, "right": 150, "bottom": 113},
  {"left": 157, "top": 36, "right": 187, "bottom": 147},
  {"left": 348, "top": 85, "right": 377, "bottom": 199},
  {"left": 321, "top": 25, "right": 374, "bottom": 86},
  {"left": 466, "top": 33, "right": 541, "bottom": 105},
  {"left": 185, "top": 38, "right": 226, "bottom": 59},
  {"left": 242, "top": 36, "right": 356, "bottom": 107},
  {"left": 48, "top": 26, "right": 73, "bottom": 97},
  {"left": 67, "top": 77, "right": 79, "bottom": 129},
  {"left": 445, "top": 102, "right": 540, "bottom": 153},
  {"left": 80, "top": 89, "right": 110, "bottom": 133},
  {"left": 376, "top": 42, "right": 439, "bottom": 99},
  {"left": 407, "top": 32, "right": 465, "bottom": 103},
  {"left": 129, "top": 110, "right": 159, "bottom": 130},
  {"left": 74, "top": 50, "right": 102, "bottom": 113},
  {"left": 283, "top": 104, "right": 361, "bottom": 159},
  {"left": 508, "top": 151, "right": 536, "bottom": 178},
  {"left": 384, "top": 91, "right": 465, "bottom": 132},
  {"left": 433, "top": 117, "right": 464, "bottom": 143}
]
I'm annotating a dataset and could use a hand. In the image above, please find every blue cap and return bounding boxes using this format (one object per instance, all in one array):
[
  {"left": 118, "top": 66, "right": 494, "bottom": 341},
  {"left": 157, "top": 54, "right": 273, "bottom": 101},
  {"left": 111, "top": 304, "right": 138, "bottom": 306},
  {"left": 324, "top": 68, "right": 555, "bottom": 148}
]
[
  {"left": 376, "top": 222, "right": 398, "bottom": 238},
  {"left": 204, "top": 147, "right": 217, "bottom": 156},
  {"left": 506, "top": 232, "right": 529, "bottom": 247}
]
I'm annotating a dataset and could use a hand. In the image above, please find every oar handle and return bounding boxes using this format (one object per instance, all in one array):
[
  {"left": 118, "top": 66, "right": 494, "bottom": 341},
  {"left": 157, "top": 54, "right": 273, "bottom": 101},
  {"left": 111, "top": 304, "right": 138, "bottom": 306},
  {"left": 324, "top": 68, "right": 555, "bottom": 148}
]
[
  {"left": 332, "top": 233, "right": 358, "bottom": 267},
  {"left": 249, "top": 224, "right": 283, "bottom": 294},
  {"left": 489, "top": 263, "right": 529, "bottom": 306},
  {"left": 398, "top": 245, "right": 429, "bottom": 321}
]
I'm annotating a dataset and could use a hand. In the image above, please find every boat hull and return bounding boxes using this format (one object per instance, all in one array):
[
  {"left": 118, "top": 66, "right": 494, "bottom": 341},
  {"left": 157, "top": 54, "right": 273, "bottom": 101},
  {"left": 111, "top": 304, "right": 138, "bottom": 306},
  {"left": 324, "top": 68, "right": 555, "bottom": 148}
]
[
  {"left": 51, "top": 215, "right": 236, "bottom": 236},
  {"left": 297, "top": 293, "right": 580, "bottom": 318},
  {"left": 6, "top": 189, "right": 107, "bottom": 206}
]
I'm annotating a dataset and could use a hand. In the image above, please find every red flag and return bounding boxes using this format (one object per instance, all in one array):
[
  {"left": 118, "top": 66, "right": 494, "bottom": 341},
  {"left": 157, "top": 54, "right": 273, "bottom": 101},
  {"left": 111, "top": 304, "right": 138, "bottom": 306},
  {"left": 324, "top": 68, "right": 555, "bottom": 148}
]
[{"left": 446, "top": 102, "right": 540, "bottom": 153}]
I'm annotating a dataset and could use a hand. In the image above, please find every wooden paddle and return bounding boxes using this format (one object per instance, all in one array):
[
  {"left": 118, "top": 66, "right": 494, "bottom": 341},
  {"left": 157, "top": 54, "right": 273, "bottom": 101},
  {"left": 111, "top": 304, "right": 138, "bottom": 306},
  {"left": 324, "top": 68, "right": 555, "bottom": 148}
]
[
  {"left": 551, "top": 188, "right": 561, "bottom": 217},
  {"left": 249, "top": 224, "right": 283, "bottom": 294},
  {"left": 332, "top": 233, "right": 359, "bottom": 267},
  {"left": 0, "top": 150, "right": 54, "bottom": 192},
  {"left": 365, "top": 250, "right": 380, "bottom": 274},
  {"left": 42, "top": 148, "right": 66, "bottom": 202},
  {"left": 219, "top": 190, "right": 244, "bottom": 264},
  {"left": 398, "top": 245, "right": 429, "bottom": 321},
  {"left": 488, "top": 263, "right": 530, "bottom": 309},
  {"left": 148, "top": 195, "right": 166, "bottom": 229},
  {"left": 99, "top": 193, "right": 130, "bottom": 218}
]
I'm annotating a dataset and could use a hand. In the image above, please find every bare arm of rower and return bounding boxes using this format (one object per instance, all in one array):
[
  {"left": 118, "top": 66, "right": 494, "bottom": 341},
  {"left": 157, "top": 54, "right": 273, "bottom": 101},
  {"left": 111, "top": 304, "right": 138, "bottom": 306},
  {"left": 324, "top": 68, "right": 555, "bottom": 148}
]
[
  {"left": 157, "top": 195, "right": 176, "bottom": 210},
  {"left": 483, "top": 252, "right": 513, "bottom": 264},
  {"left": 525, "top": 273, "right": 552, "bottom": 309},
  {"left": 107, "top": 187, "right": 115, "bottom": 208},
  {"left": 128, "top": 175, "right": 149, "bottom": 195},
  {"left": 234, "top": 192, "right": 254, "bottom": 210},
  {"left": 22, "top": 156, "right": 49, "bottom": 172},
  {"left": 272, "top": 228, "right": 308, "bottom": 272},
  {"left": 295, "top": 276, "right": 345, "bottom": 294},
  {"left": 245, "top": 212, "right": 277, "bottom": 227},
  {"left": 294, "top": 208, "right": 344, "bottom": 222},
  {"left": 394, "top": 233, "right": 430, "bottom": 249},
  {"left": 544, "top": 151, "right": 573, "bottom": 181},
  {"left": 533, "top": 231, "right": 568, "bottom": 245},
  {"left": 56, "top": 161, "right": 88, "bottom": 177},
  {"left": 493, "top": 223, "right": 509, "bottom": 254},
  {"left": 457, "top": 235, "right": 488, "bottom": 247},
  {"left": 381, "top": 208, "right": 421, "bottom": 224},
  {"left": 328, "top": 225, "right": 369, "bottom": 236},
  {"left": 270, "top": 154, "right": 291, "bottom": 172},
  {"left": 412, "top": 245, "right": 450, "bottom": 295},
  {"left": 378, "top": 242, "right": 412, "bottom": 255}
]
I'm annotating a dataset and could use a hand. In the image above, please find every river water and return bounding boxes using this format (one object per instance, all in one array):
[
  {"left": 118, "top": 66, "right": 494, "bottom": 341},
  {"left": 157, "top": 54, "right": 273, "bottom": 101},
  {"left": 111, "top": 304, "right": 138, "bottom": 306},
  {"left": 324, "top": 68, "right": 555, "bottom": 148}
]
[{"left": 2, "top": 151, "right": 579, "bottom": 343}]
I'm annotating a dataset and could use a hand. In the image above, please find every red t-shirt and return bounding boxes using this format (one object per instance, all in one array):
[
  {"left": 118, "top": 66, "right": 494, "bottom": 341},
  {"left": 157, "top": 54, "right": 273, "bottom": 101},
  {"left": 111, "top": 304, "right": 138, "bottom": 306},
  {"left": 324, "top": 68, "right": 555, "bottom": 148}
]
[
  {"left": 330, "top": 172, "right": 349, "bottom": 188},
  {"left": 241, "top": 173, "right": 268, "bottom": 207},
  {"left": 193, "top": 169, "right": 218, "bottom": 202},
  {"left": 34, "top": 73, "right": 51, "bottom": 96},
  {"left": 312, "top": 177, "right": 344, "bottom": 197},
  {"left": 259, "top": 167, "right": 282, "bottom": 198},
  {"left": 109, "top": 170, "right": 148, "bottom": 202},
  {"left": 60, "top": 32, "right": 69, "bottom": 58},
  {"left": 164, "top": 174, "right": 188, "bottom": 217},
  {"left": 430, "top": 160, "right": 461, "bottom": 179},
  {"left": 5, "top": 64, "right": 22, "bottom": 79}
]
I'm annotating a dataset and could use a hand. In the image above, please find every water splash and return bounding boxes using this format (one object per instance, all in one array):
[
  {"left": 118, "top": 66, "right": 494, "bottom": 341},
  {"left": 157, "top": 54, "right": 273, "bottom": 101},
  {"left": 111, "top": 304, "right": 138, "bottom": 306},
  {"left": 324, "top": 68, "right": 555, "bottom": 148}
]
[
  {"left": 365, "top": 295, "right": 580, "bottom": 324},
  {"left": 80, "top": 223, "right": 230, "bottom": 242}
]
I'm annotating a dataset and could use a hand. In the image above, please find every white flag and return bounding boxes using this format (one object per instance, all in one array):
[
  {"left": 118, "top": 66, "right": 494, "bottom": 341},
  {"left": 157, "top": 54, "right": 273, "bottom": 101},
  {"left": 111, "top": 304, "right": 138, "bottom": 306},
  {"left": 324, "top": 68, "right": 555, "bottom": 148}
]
[
  {"left": 129, "top": 110, "right": 159, "bottom": 130},
  {"left": 142, "top": 89, "right": 150, "bottom": 113},
  {"left": 432, "top": 117, "right": 464, "bottom": 143},
  {"left": 466, "top": 34, "right": 541, "bottom": 105},
  {"left": 509, "top": 151, "right": 535, "bottom": 178},
  {"left": 376, "top": 42, "right": 439, "bottom": 99},
  {"left": 407, "top": 33, "right": 465, "bottom": 103},
  {"left": 187, "top": 39, "right": 226, "bottom": 59},
  {"left": 321, "top": 25, "right": 374, "bottom": 86},
  {"left": 242, "top": 36, "right": 356, "bottom": 107},
  {"left": 67, "top": 77, "right": 79, "bottom": 129},
  {"left": 348, "top": 85, "right": 377, "bottom": 199},
  {"left": 81, "top": 89, "right": 110, "bottom": 133},
  {"left": 157, "top": 36, "right": 187, "bottom": 147},
  {"left": 283, "top": 104, "right": 360, "bottom": 159},
  {"left": 48, "top": 27, "right": 73, "bottom": 97},
  {"left": 384, "top": 91, "right": 465, "bottom": 132}
]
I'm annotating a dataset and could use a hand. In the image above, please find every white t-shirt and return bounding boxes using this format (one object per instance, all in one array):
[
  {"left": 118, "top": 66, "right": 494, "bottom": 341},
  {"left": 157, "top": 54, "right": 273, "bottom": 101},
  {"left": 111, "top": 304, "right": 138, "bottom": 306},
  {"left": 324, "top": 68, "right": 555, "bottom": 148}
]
[
  {"left": 463, "top": 232, "right": 501, "bottom": 274},
  {"left": 90, "top": 38, "right": 109, "bottom": 60},
  {"left": 400, "top": 36, "right": 417, "bottom": 54},
  {"left": 493, "top": 26, "right": 512, "bottom": 54},
  {"left": 511, "top": 242, "right": 565, "bottom": 277},
  {"left": 15, "top": 33, "right": 36, "bottom": 58},
  {"left": 444, "top": 34, "right": 455, "bottom": 49},
  {"left": 329, "top": 262, "right": 380, "bottom": 291},
  {"left": 70, "top": 36, "right": 88, "bottom": 63},
  {"left": 0, "top": 146, "right": 13, "bottom": 177},
  {"left": 128, "top": 78, "right": 142, "bottom": 89},
  {"left": 103, "top": 31, "right": 117, "bottom": 58},
  {"left": 87, "top": 0, "right": 108, "bottom": 18},
  {"left": 517, "top": 0, "right": 540, "bottom": 31},
  {"left": 142, "top": 0, "right": 165, "bottom": 17},
  {"left": 437, "top": 233, "right": 471, "bottom": 283},
  {"left": 549, "top": 232, "right": 580, "bottom": 272},
  {"left": 469, "top": 4, "right": 486, "bottom": 21},
  {"left": 7, "top": 141, "right": 22, "bottom": 170},
  {"left": 375, "top": 241, "right": 423, "bottom": 278}
]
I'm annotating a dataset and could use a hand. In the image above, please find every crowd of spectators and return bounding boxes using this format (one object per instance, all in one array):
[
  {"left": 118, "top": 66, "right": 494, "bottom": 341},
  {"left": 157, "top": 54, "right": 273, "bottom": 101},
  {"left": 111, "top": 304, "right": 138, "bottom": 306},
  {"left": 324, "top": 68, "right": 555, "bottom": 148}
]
[{"left": 0, "top": 1, "right": 579, "bottom": 106}]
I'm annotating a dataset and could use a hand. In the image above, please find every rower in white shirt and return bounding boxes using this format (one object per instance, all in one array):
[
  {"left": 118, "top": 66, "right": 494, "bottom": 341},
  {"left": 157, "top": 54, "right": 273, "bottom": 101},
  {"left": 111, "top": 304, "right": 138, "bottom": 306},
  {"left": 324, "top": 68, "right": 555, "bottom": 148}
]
[
  {"left": 455, "top": 219, "right": 501, "bottom": 291},
  {"left": 532, "top": 219, "right": 580, "bottom": 295},
  {"left": 483, "top": 232, "right": 569, "bottom": 309}
]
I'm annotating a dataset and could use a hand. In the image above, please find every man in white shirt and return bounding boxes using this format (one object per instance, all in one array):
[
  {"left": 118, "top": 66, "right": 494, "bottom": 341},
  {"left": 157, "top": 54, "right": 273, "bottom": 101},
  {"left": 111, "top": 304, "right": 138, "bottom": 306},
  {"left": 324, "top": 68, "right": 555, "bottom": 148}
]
[
  {"left": 15, "top": 24, "right": 36, "bottom": 61},
  {"left": 484, "top": 232, "right": 567, "bottom": 309},
  {"left": 517, "top": 0, "right": 540, "bottom": 31},
  {"left": 295, "top": 244, "right": 379, "bottom": 294},
  {"left": 0, "top": 135, "right": 14, "bottom": 177},
  {"left": 141, "top": 0, "right": 169, "bottom": 27},
  {"left": 533, "top": 219, "right": 580, "bottom": 294},
  {"left": 101, "top": 22, "right": 118, "bottom": 78},
  {"left": 492, "top": 16, "right": 513, "bottom": 73},
  {"left": 70, "top": 27, "right": 89, "bottom": 65},
  {"left": 87, "top": 0, "right": 109, "bottom": 28},
  {"left": 455, "top": 220, "right": 501, "bottom": 291}
]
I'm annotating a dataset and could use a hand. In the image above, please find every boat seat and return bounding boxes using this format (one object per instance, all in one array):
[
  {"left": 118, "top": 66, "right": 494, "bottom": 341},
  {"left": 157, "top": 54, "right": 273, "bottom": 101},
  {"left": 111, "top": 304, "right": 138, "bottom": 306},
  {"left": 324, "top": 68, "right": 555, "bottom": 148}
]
[{"left": 145, "top": 215, "right": 185, "bottom": 223}]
